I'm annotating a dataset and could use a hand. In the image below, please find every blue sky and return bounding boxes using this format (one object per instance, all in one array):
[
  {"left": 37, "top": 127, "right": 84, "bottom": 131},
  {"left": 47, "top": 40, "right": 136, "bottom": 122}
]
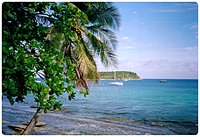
[{"left": 96, "top": 2, "right": 198, "bottom": 79}]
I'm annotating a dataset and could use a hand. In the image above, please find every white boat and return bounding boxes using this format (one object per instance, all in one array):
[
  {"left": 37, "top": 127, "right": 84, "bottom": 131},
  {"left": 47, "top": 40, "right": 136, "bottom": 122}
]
[
  {"left": 110, "top": 82, "right": 123, "bottom": 86},
  {"left": 123, "top": 79, "right": 129, "bottom": 81},
  {"left": 160, "top": 80, "right": 167, "bottom": 83},
  {"left": 109, "top": 71, "right": 123, "bottom": 86}
]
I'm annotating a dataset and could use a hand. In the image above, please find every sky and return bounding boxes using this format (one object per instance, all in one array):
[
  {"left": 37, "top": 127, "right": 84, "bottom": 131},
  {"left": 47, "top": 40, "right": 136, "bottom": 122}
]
[{"left": 96, "top": 2, "right": 198, "bottom": 79}]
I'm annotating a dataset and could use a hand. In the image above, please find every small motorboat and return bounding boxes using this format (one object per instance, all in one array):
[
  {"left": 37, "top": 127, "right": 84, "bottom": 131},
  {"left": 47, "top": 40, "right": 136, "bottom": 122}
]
[{"left": 160, "top": 80, "right": 167, "bottom": 83}]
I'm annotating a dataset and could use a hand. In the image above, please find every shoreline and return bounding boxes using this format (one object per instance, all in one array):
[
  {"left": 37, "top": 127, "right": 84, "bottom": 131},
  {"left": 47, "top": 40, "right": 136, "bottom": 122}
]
[
  {"left": 2, "top": 105, "right": 175, "bottom": 135},
  {"left": 2, "top": 102, "right": 197, "bottom": 135},
  {"left": 99, "top": 78, "right": 143, "bottom": 80}
]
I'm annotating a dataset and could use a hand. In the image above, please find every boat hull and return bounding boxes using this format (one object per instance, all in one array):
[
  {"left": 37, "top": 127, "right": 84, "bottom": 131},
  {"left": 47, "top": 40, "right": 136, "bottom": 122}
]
[{"left": 110, "top": 82, "right": 123, "bottom": 86}]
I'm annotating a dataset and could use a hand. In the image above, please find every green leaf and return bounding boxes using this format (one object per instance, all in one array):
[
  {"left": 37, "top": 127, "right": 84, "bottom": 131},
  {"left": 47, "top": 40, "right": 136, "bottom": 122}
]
[
  {"left": 57, "top": 4, "right": 62, "bottom": 11},
  {"left": 7, "top": 96, "right": 14, "bottom": 105},
  {"left": 40, "top": 92, "right": 47, "bottom": 101},
  {"left": 49, "top": 95, "right": 56, "bottom": 101},
  {"left": 34, "top": 96, "right": 39, "bottom": 102},
  {"left": 53, "top": 101, "right": 62, "bottom": 110},
  {"left": 80, "top": 90, "right": 89, "bottom": 97},
  {"left": 7, "top": 13, "right": 15, "bottom": 19},
  {"left": 44, "top": 109, "right": 49, "bottom": 113}
]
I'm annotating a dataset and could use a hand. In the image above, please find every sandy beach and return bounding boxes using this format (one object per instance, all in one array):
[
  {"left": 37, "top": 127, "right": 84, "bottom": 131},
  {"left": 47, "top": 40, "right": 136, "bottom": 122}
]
[{"left": 2, "top": 104, "right": 175, "bottom": 135}]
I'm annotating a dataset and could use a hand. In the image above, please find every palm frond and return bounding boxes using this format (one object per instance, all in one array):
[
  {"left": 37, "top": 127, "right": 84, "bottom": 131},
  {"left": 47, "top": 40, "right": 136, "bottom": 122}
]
[
  {"left": 45, "top": 26, "right": 65, "bottom": 50},
  {"left": 87, "top": 25, "right": 118, "bottom": 50},
  {"left": 86, "top": 31, "right": 118, "bottom": 67},
  {"left": 89, "top": 3, "right": 120, "bottom": 30},
  {"left": 74, "top": 2, "right": 120, "bottom": 30},
  {"left": 72, "top": 41, "right": 99, "bottom": 89}
]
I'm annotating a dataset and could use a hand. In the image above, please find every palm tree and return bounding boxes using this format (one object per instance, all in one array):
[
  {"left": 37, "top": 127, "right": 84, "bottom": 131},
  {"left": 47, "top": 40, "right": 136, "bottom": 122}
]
[{"left": 46, "top": 2, "right": 120, "bottom": 90}]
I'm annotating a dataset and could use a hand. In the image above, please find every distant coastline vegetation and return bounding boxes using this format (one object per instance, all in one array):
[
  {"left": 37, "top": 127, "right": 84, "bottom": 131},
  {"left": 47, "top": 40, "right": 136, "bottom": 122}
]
[{"left": 99, "top": 71, "right": 140, "bottom": 80}]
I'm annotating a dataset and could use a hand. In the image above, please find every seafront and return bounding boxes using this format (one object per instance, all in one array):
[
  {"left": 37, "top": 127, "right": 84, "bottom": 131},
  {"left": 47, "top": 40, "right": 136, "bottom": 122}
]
[
  {"left": 2, "top": 80, "right": 198, "bottom": 135},
  {"left": 2, "top": 101, "right": 176, "bottom": 135}
]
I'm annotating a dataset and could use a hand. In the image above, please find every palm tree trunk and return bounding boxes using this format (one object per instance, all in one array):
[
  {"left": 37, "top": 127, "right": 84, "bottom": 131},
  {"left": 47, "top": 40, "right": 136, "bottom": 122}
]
[{"left": 21, "top": 108, "right": 42, "bottom": 135}]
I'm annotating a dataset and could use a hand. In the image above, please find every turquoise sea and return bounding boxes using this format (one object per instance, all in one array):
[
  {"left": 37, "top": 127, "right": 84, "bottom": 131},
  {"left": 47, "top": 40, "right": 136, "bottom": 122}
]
[{"left": 2, "top": 79, "right": 198, "bottom": 135}]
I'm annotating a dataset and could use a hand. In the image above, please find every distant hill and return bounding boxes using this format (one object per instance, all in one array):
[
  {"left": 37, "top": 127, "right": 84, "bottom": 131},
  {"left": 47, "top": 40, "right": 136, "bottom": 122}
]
[{"left": 99, "top": 71, "right": 140, "bottom": 80}]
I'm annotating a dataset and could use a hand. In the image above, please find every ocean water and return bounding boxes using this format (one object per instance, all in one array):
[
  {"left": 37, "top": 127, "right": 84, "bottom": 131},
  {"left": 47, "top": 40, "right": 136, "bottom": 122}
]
[{"left": 2, "top": 79, "right": 198, "bottom": 135}]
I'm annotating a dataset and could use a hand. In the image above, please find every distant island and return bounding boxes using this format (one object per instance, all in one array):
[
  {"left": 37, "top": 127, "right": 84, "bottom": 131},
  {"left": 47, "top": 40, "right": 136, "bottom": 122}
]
[{"left": 99, "top": 71, "right": 140, "bottom": 80}]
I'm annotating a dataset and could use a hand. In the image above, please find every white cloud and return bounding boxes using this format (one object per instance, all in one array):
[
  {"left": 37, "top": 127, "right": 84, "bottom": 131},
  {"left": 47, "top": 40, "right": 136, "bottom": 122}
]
[
  {"left": 189, "top": 24, "right": 197, "bottom": 30},
  {"left": 136, "top": 59, "right": 198, "bottom": 79},
  {"left": 133, "top": 11, "right": 137, "bottom": 14},
  {"left": 121, "top": 36, "right": 129, "bottom": 40},
  {"left": 157, "top": 9, "right": 178, "bottom": 13},
  {"left": 174, "top": 3, "right": 197, "bottom": 11},
  {"left": 157, "top": 3, "right": 197, "bottom": 14},
  {"left": 119, "top": 45, "right": 136, "bottom": 49},
  {"left": 183, "top": 46, "right": 197, "bottom": 52},
  {"left": 182, "top": 23, "right": 198, "bottom": 30},
  {"left": 181, "top": 23, "right": 198, "bottom": 39}
]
